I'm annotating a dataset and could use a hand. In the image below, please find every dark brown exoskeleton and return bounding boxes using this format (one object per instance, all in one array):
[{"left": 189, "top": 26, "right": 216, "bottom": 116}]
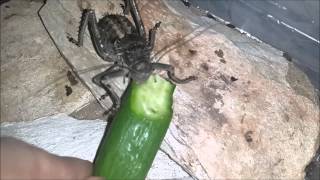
[{"left": 71, "top": 0, "right": 196, "bottom": 114}]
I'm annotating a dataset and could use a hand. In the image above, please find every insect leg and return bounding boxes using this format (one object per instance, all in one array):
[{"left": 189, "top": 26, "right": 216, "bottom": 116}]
[
  {"left": 67, "top": 9, "right": 90, "bottom": 46},
  {"left": 148, "top": 22, "right": 161, "bottom": 50},
  {"left": 77, "top": 9, "right": 90, "bottom": 46},
  {"left": 151, "top": 63, "right": 197, "bottom": 84},
  {"left": 78, "top": 9, "right": 114, "bottom": 62},
  {"left": 126, "top": 0, "right": 146, "bottom": 38},
  {"left": 92, "top": 65, "right": 126, "bottom": 115}
]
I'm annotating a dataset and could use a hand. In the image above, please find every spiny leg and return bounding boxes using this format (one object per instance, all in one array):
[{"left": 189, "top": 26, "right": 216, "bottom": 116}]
[
  {"left": 73, "top": 9, "right": 114, "bottom": 62},
  {"left": 92, "top": 65, "right": 126, "bottom": 116},
  {"left": 67, "top": 9, "right": 90, "bottom": 46},
  {"left": 151, "top": 63, "right": 197, "bottom": 83},
  {"left": 148, "top": 22, "right": 161, "bottom": 50},
  {"left": 126, "top": 0, "right": 146, "bottom": 38},
  {"left": 77, "top": 9, "right": 90, "bottom": 46}
]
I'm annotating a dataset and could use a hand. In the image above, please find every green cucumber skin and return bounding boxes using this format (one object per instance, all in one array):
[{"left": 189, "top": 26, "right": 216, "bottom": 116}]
[{"left": 93, "top": 76, "right": 175, "bottom": 180}]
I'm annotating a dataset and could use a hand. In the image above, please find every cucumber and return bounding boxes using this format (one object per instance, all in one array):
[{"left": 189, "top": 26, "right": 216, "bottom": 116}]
[{"left": 93, "top": 75, "right": 175, "bottom": 180}]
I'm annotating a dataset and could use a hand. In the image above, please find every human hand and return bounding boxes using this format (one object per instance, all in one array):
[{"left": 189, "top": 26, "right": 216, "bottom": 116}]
[{"left": 0, "top": 136, "right": 103, "bottom": 180}]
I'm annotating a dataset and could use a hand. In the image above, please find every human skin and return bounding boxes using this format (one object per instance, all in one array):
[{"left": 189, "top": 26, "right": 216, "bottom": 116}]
[{"left": 0, "top": 137, "right": 103, "bottom": 180}]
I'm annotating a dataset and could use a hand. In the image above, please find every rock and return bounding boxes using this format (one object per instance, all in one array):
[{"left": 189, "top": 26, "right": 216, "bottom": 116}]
[
  {"left": 39, "top": 0, "right": 320, "bottom": 179},
  {"left": 0, "top": 0, "right": 93, "bottom": 122}
]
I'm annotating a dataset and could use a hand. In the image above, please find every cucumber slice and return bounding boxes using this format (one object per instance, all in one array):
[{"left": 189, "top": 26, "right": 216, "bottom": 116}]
[{"left": 93, "top": 75, "right": 175, "bottom": 180}]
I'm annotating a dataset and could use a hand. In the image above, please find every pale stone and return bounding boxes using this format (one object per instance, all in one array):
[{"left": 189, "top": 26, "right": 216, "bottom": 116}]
[
  {"left": 0, "top": 0, "right": 94, "bottom": 122},
  {"left": 0, "top": 114, "right": 190, "bottom": 179}
]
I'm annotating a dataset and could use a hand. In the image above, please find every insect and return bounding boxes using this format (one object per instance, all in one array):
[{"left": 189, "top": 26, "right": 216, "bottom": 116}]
[{"left": 71, "top": 0, "right": 197, "bottom": 114}]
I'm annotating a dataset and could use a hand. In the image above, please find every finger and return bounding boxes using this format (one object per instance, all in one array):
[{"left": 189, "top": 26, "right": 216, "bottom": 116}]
[
  {"left": 86, "top": 176, "right": 105, "bottom": 180},
  {"left": 59, "top": 156, "right": 93, "bottom": 179},
  {"left": 0, "top": 137, "right": 94, "bottom": 180},
  {"left": 40, "top": 154, "right": 93, "bottom": 179},
  {"left": 1, "top": 137, "right": 50, "bottom": 180}
]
